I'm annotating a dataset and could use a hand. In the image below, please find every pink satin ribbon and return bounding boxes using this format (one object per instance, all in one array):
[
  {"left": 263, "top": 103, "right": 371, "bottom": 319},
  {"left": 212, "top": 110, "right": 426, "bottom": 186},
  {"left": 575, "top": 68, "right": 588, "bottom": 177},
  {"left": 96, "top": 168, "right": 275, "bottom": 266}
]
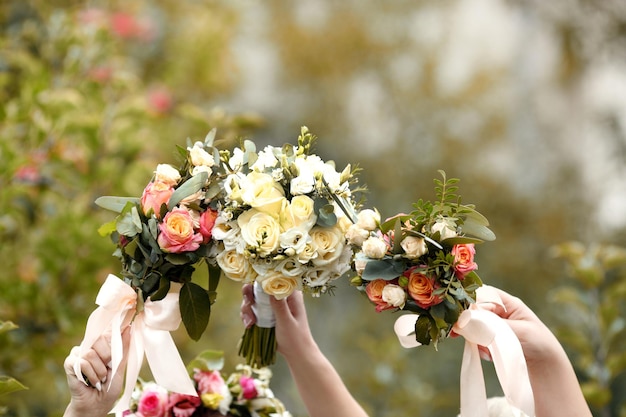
[
  {"left": 74, "top": 274, "right": 197, "bottom": 415},
  {"left": 394, "top": 285, "right": 535, "bottom": 417}
]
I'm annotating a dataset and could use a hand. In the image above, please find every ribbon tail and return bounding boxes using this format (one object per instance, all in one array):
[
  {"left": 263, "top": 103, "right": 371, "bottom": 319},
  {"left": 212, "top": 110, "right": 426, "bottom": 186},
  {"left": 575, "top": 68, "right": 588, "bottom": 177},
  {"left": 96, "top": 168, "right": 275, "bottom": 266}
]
[
  {"left": 110, "top": 320, "right": 145, "bottom": 415},
  {"left": 144, "top": 327, "right": 197, "bottom": 396},
  {"left": 489, "top": 328, "right": 535, "bottom": 417},
  {"left": 459, "top": 341, "right": 489, "bottom": 417}
]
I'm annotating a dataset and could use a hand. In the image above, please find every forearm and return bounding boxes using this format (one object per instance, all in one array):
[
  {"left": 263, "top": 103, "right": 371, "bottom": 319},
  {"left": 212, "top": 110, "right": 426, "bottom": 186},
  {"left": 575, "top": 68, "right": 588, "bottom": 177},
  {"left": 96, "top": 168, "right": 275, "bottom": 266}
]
[
  {"left": 283, "top": 344, "right": 369, "bottom": 417},
  {"left": 526, "top": 343, "right": 592, "bottom": 417}
]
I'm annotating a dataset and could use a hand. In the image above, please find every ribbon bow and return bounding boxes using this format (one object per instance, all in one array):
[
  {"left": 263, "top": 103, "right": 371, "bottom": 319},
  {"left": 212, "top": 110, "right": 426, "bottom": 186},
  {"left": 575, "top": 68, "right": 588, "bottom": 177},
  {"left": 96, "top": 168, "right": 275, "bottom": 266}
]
[
  {"left": 74, "top": 274, "right": 197, "bottom": 415},
  {"left": 393, "top": 285, "right": 535, "bottom": 417}
]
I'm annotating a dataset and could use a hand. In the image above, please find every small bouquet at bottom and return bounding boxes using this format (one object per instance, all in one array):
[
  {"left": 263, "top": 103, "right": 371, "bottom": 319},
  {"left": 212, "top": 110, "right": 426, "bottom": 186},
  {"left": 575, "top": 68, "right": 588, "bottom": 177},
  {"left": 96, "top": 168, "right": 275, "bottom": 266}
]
[
  {"left": 125, "top": 350, "right": 292, "bottom": 417},
  {"left": 212, "top": 127, "right": 362, "bottom": 367},
  {"left": 347, "top": 170, "right": 496, "bottom": 348}
]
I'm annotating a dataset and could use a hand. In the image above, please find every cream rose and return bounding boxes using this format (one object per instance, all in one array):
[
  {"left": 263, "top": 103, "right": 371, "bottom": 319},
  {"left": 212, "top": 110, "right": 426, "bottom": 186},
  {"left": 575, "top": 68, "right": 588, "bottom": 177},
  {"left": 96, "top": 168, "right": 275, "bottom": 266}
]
[
  {"left": 381, "top": 284, "right": 406, "bottom": 308},
  {"left": 401, "top": 236, "right": 428, "bottom": 259},
  {"left": 154, "top": 163, "right": 181, "bottom": 187},
  {"left": 345, "top": 224, "right": 369, "bottom": 246},
  {"left": 289, "top": 195, "right": 317, "bottom": 229},
  {"left": 362, "top": 236, "right": 388, "bottom": 259},
  {"left": 258, "top": 271, "right": 301, "bottom": 300},
  {"left": 310, "top": 226, "right": 345, "bottom": 266},
  {"left": 241, "top": 172, "right": 285, "bottom": 214},
  {"left": 188, "top": 144, "right": 215, "bottom": 167},
  {"left": 237, "top": 209, "right": 281, "bottom": 257},
  {"left": 356, "top": 209, "right": 380, "bottom": 231},
  {"left": 431, "top": 219, "right": 457, "bottom": 240},
  {"left": 216, "top": 249, "right": 257, "bottom": 282},
  {"left": 297, "top": 241, "right": 318, "bottom": 263}
]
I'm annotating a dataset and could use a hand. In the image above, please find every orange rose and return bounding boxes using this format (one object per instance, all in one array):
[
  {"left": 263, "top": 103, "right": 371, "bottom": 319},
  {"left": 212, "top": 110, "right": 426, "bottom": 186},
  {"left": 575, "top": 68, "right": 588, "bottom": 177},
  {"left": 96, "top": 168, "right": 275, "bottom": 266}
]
[
  {"left": 404, "top": 267, "right": 442, "bottom": 309},
  {"left": 157, "top": 207, "right": 203, "bottom": 253},
  {"left": 365, "top": 279, "right": 397, "bottom": 312}
]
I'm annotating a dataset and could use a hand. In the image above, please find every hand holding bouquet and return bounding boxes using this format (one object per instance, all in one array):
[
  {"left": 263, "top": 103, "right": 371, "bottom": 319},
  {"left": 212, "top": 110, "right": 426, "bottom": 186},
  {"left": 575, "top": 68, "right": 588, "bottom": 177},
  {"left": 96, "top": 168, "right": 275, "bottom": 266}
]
[
  {"left": 349, "top": 170, "right": 495, "bottom": 348},
  {"left": 213, "top": 126, "right": 362, "bottom": 367}
]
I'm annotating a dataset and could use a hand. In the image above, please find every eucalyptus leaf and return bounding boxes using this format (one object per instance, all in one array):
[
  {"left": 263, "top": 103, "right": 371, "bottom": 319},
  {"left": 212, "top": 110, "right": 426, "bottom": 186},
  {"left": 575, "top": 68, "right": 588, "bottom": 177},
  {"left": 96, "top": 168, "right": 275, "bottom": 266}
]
[
  {"left": 204, "top": 128, "right": 217, "bottom": 147},
  {"left": 168, "top": 171, "right": 209, "bottom": 209},
  {"left": 180, "top": 282, "right": 211, "bottom": 341},
  {"left": 95, "top": 196, "right": 140, "bottom": 213},
  {"left": 316, "top": 204, "right": 337, "bottom": 227},
  {"left": 459, "top": 219, "right": 496, "bottom": 242},
  {"left": 116, "top": 211, "right": 142, "bottom": 237},
  {"left": 185, "top": 349, "right": 224, "bottom": 374},
  {"left": 362, "top": 259, "right": 405, "bottom": 281}
]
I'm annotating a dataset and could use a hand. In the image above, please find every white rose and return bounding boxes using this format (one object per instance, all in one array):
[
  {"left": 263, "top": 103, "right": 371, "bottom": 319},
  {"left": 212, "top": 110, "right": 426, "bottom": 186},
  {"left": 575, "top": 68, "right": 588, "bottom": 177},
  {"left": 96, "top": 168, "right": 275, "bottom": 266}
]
[
  {"left": 302, "top": 268, "right": 334, "bottom": 288},
  {"left": 238, "top": 209, "right": 281, "bottom": 257},
  {"left": 241, "top": 172, "right": 285, "bottom": 214},
  {"left": 362, "top": 236, "right": 388, "bottom": 259},
  {"left": 431, "top": 219, "right": 458, "bottom": 240},
  {"left": 216, "top": 249, "right": 257, "bottom": 282},
  {"left": 354, "top": 258, "right": 368, "bottom": 275},
  {"left": 188, "top": 145, "right": 215, "bottom": 167},
  {"left": 191, "top": 165, "right": 212, "bottom": 177},
  {"left": 290, "top": 173, "right": 315, "bottom": 195},
  {"left": 154, "top": 164, "right": 181, "bottom": 187},
  {"left": 382, "top": 284, "right": 406, "bottom": 308},
  {"left": 356, "top": 209, "right": 381, "bottom": 231},
  {"left": 258, "top": 271, "right": 302, "bottom": 300},
  {"left": 310, "top": 226, "right": 345, "bottom": 266},
  {"left": 345, "top": 224, "right": 369, "bottom": 246},
  {"left": 400, "top": 236, "right": 428, "bottom": 259},
  {"left": 212, "top": 216, "right": 242, "bottom": 249},
  {"left": 288, "top": 195, "right": 317, "bottom": 229},
  {"left": 223, "top": 173, "right": 245, "bottom": 204},
  {"left": 297, "top": 241, "right": 318, "bottom": 263}
]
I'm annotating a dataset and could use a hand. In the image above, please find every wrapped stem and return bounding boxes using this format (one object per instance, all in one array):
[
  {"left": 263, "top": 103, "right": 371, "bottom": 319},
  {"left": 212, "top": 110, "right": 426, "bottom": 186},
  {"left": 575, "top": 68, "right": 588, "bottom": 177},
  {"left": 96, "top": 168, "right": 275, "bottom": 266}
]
[{"left": 238, "top": 281, "right": 277, "bottom": 367}]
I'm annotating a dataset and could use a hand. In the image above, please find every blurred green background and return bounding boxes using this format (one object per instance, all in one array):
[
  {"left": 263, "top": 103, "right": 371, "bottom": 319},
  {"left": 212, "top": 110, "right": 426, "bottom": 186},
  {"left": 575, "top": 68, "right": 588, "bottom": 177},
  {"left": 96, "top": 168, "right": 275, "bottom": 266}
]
[{"left": 1, "top": 0, "right": 625, "bottom": 416}]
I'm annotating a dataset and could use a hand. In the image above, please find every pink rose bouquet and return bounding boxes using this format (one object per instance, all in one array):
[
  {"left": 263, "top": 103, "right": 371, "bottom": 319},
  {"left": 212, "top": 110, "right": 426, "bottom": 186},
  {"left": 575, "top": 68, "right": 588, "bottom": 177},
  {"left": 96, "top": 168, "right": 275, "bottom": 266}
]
[
  {"left": 95, "top": 130, "right": 227, "bottom": 341},
  {"left": 126, "top": 350, "right": 292, "bottom": 417},
  {"left": 349, "top": 171, "right": 495, "bottom": 348},
  {"left": 213, "top": 126, "right": 362, "bottom": 367}
]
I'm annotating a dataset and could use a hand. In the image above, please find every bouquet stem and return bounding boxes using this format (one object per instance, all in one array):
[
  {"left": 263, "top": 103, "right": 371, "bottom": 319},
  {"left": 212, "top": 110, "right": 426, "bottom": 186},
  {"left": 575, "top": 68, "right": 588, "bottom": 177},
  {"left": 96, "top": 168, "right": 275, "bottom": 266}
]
[{"left": 238, "top": 281, "right": 277, "bottom": 368}]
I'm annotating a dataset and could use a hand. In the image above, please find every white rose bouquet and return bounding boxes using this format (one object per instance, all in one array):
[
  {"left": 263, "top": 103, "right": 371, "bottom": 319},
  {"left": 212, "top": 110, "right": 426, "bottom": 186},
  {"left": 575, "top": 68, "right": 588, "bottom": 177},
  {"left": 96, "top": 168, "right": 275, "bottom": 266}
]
[{"left": 213, "top": 126, "right": 362, "bottom": 367}]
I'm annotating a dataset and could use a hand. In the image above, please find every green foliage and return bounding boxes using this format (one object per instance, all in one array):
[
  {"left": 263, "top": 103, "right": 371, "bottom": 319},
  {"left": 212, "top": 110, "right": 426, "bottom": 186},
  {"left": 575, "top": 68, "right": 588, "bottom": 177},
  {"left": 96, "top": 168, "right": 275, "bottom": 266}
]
[
  {"left": 551, "top": 242, "right": 626, "bottom": 416},
  {"left": 0, "top": 321, "right": 27, "bottom": 414}
]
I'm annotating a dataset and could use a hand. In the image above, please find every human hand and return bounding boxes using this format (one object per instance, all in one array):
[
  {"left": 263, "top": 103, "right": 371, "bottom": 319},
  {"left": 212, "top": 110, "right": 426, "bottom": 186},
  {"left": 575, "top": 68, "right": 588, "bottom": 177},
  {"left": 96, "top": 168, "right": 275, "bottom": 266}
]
[
  {"left": 63, "top": 327, "right": 130, "bottom": 417},
  {"left": 240, "top": 284, "right": 316, "bottom": 361}
]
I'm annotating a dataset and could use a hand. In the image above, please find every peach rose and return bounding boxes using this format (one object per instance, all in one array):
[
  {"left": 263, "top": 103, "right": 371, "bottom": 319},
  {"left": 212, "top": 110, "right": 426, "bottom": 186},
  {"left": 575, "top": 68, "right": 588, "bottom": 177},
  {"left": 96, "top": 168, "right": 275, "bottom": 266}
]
[
  {"left": 157, "top": 207, "right": 203, "bottom": 253},
  {"left": 404, "top": 267, "right": 443, "bottom": 309},
  {"left": 140, "top": 181, "right": 174, "bottom": 218},
  {"left": 259, "top": 271, "right": 301, "bottom": 300},
  {"left": 451, "top": 244, "right": 477, "bottom": 278},
  {"left": 365, "top": 279, "right": 397, "bottom": 312},
  {"left": 216, "top": 249, "right": 257, "bottom": 283}
]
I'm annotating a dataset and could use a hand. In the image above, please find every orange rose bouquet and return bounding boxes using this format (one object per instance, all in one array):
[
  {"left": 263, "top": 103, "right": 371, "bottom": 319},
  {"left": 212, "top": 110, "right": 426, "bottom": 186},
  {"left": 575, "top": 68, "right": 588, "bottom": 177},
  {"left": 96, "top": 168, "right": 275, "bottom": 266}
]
[{"left": 348, "top": 171, "right": 495, "bottom": 348}]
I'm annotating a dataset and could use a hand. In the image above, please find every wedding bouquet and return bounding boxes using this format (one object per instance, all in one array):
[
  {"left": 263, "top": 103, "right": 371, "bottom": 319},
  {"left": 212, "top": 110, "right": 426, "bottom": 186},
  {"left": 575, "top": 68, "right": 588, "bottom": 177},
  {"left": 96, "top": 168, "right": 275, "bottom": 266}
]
[
  {"left": 96, "top": 129, "right": 225, "bottom": 340},
  {"left": 126, "top": 350, "right": 292, "bottom": 417},
  {"left": 74, "top": 131, "right": 228, "bottom": 412},
  {"left": 212, "top": 126, "right": 362, "bottom": 366},
  {"left": 348, "top": 171, "right": 495, "bottom": 348}
]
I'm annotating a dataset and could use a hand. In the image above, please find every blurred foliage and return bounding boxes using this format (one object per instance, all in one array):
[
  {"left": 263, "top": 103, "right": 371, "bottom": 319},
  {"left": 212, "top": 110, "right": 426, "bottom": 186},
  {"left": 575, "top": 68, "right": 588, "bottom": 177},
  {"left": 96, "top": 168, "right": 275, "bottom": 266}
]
[
  {"left": 0, "top": 321, "right": 27, "bottom": 416},
  {"left": 1, "top": 0, "right": 626, "bottom": 417},
  {"left": 551, "top": 242, "right": 626, "bottom": 417},
  {"left": 0, "top": 1, "right": 262, "bottom": 415}
]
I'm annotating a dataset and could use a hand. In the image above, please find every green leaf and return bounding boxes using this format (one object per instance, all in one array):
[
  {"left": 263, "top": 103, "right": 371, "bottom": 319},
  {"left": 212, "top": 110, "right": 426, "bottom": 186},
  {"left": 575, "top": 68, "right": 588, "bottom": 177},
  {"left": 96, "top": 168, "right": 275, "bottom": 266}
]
[
  {"left": 429, "top": 303, "right": 449, "bottom": 329},
  {"left": 149, "top": 277, "right": 170, "bottom": 302},
  {"left": 95, "top": 196, "right": 140, "bottom": 213},
  {"left": 186, "top": 349, "right": 224, "bottom": 374},
  {"left": 414, "top": 315, "right": 432, "bottom": 346},
  {"left": 0, "top": 321, "right": 18, "bottom": 335},
  {"left": 180, "top": 282, "right": 211, "bottom": 341},
  {"left": 168, "top": 171, "right": 209, "bottom": 210},
  {"left": 97, "top": 219, "right": 118, "bottom": 237},
  {"left": 116, "top": 208, "right": 142, "bottom": 237},
  {"left": 362, "top": 259, "right": 405, "bottom": 281},
  {"left": 0, "top": 376, "right": 28, "bottom": 396},
  {"left": 460, "top": 215, "right": 496, "bottom": 241},
  {"left": 165, "top": 253, "right": 192, "bottom": 265}
]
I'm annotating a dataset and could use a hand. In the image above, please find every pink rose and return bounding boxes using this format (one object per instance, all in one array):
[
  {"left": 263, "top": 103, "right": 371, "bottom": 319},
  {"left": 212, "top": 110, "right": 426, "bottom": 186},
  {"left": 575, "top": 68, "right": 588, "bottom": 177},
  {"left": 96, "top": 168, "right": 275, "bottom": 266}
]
[
  {"left": 451, "top": 244, "right": 478, "bottom": 279},
  {"left": 141, "top": 181, "right": 174, "bottom": 218},
  {"left": 199, "top": 209, "right": 218, "bottom": 244},
  {"left": 167, "top": 393, "right": 201, "bottom": 417},
  {"left": 239, "top": 375, "right": 258, "bottom": 400},
  {"left": 147, "top": 88, "right": 173, "bottom": 115},
  {"left": 137, "top": 385, "right": 169, "bottom": 417},
  {"left": 404, "top": 267, "right": 443, "bottom": 309},
  {"left": 194, "top": 370, "right": 226, "bottom": 395},
  {"left": 157, "top": 207, "right": 203, "bottom": 253}
]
